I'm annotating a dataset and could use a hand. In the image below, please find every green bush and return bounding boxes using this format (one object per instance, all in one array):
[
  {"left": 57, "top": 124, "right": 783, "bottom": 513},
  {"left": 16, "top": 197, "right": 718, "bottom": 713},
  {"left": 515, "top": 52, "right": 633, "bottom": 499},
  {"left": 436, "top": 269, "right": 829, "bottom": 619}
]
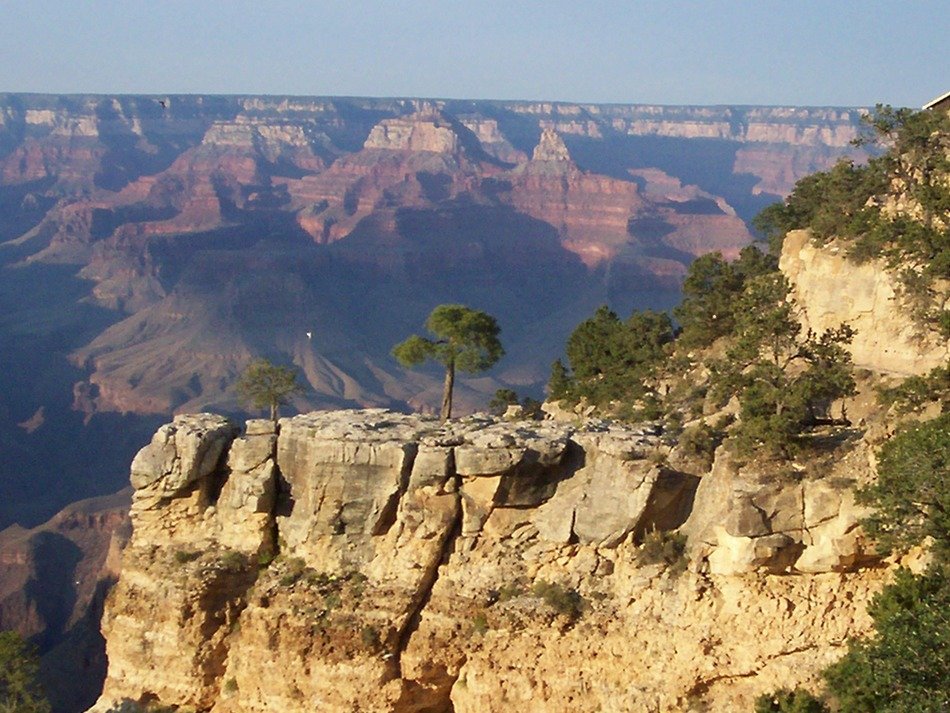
[
  {"left": 754, "top": 105, "right": 950, "bottom": 332},
  {"left": 0, "top": 631, "right": 50, "bottom": 713},
  {"left": 754, "top": 688, "right": 829, "bottom": 713},
  {"left": 496, "top": 582, "right": 526, "bottom": 602},
  {"left": 173, "top": 549, "right": 201, "bottom": 565},
  {"left": 532, "top": 580, "right": 584, "bottom": 619},
  {"left": 219, "top": 550, "right": 247, "bottom": 572},
  {"left": 549, "top": 306, "right": 675, "bottom": 414},
  {"left": 677, "top": 419, "right": 726, "bottom": 464},
  {"left": 823, "top": 564, "right": 950, "bottom": 712},
  {"left": 877, "top": 362, "right": 950, "bottom": 414},
  {"left": 637, "top": 529, "right": 688, "bottom": 574},
  {"left": 279, "top": 557, "right": 308, "bottom": 586},
  {"left": 360, "top": 625, "right": 381, "bottom": 652},
  {"left": 471, "top": 612, "right": 489, "bottom": 636},
  {"left": 858, "top": 413, "right": 950, "bottom": 558}
]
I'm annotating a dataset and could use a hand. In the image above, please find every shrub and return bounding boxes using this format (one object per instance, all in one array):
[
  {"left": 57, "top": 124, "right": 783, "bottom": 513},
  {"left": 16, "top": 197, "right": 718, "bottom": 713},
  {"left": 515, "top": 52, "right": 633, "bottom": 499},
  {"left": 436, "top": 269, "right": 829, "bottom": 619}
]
[
  {"left": 823, "top": 564, "right": 950, "bottom": 712},
  {"left": 223, "top": 678, "right": 239, "bottom": 694},
  {"left": 857, "top": 413, "right": 950, "bottom": 558},
  {"left": 257, "top": 548, "right": 276, "bottom": 568},
  {"left": 550, "top": 306, "right": 675, "bottom": 414},
  {"left": 360, "top": 625, "right": 381, "bottom": 651},
  {"left": 877, "top": 362, "right": 950, "bottom": 414},
  {"left": 219, "top": 550, "right": 247, "bottom": 572},
  {"left": 754, "top": 688, "right": 829, "bottom": 713},
  {"left": 173, "top": 549, "right": 201, "bottom": 565},
  {"left": 637, "top": 529, "right": 688, "bottom": 574},
  {"left": 678, "top": 420, "right": 725, "bottom": 464},
  {"left": 496, "top": 582, "right": 525, "bottom": 602},
  {"left": 279, "top": 557, "right": 307, "bottom": 586},
  {"left": 0, "top": 631, "right": 50, "bottom": 713},
  {"left": 532, "top": 580, "right": 584, "bottom": 619},
  {"left": 471, "top": 612, "right": 489, "bottom": 636}
]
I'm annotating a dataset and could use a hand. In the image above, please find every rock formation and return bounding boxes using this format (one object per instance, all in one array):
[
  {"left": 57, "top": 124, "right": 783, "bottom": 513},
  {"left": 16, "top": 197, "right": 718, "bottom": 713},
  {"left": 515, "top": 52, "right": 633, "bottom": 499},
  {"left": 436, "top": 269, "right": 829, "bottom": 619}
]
[
  {"left": 781, "top": 229, "right": 950, "bottom": 375},
  {"left": 91, "top": 409, "right": 889, "bottom": 712}
]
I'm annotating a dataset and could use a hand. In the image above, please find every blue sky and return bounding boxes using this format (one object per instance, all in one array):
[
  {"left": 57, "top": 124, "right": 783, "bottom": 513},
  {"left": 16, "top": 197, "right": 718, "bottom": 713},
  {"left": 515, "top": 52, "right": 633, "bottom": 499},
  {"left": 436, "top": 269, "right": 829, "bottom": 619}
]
[{"left": 2, "top": 0, "right": 947, "bottom": 107}]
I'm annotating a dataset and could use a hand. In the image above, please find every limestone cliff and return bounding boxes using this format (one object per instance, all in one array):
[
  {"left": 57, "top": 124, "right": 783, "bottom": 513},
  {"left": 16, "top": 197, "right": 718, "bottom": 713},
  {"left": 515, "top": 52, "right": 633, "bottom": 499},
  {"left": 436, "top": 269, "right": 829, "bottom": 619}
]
[
  {"left": 91, "top": 410, "right": 889, "bottom": 713},
  {"left": 781, "top": 229, "right": 950, "bottom": 376}
]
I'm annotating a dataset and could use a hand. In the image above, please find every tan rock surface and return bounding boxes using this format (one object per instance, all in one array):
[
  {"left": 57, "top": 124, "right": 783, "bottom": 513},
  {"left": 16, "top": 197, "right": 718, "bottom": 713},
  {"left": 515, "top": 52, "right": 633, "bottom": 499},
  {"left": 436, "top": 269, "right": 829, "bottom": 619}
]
[
  {"left": 92, "top": 410, "right": 887, "bottom": 712},
  {"left": 781, "top": 229, "right": 950, "bottom": 376}
]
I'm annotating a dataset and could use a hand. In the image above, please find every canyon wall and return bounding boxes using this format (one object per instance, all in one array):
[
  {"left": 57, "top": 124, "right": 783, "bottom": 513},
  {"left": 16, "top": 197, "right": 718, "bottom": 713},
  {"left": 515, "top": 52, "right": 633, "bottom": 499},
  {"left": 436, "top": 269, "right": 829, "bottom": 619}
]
[{"left": 91, "top": 410, "right": 888, "bottom": 713}]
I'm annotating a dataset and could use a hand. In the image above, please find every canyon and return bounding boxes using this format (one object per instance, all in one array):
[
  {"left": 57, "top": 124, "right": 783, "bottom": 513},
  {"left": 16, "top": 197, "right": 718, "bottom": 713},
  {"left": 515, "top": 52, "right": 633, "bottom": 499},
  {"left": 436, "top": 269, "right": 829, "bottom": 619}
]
[
  {"left": 0, "top": 95, "right": 874, "bottom": 711},
  {"left": 0, "top": 94, "right": 865, "bottom": 531},
  {"left": 81, "top": 222, "right": 946, "bottom": 712}
]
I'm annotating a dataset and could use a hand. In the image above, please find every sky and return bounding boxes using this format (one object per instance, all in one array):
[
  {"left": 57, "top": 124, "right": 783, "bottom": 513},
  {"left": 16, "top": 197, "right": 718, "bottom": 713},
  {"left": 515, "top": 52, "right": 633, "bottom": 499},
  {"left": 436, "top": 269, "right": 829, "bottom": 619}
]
[{"left": 2, "top": 1, "right": 947, "bottom": 108}]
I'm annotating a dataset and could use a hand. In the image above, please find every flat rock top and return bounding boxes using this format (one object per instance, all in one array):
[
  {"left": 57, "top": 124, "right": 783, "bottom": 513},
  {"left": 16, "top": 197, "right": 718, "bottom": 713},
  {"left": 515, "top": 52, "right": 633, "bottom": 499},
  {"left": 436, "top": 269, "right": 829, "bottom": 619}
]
[
  {"left": 279, "top": 409, "right": 575, "bottom": 448},
  {"left": 277, "top": 409, "right": 661, "bottom": 452}
]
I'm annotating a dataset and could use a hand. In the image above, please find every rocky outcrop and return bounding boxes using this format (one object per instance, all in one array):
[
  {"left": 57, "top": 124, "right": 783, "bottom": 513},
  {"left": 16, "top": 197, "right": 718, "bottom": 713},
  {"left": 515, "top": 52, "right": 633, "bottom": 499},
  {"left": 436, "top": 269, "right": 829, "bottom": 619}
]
[
  {"left": 92, "top": 410, "right": 884, "bottom": 712},
  {"left": 681, "top": 445, "right": 877, "bottom": 576},
  {"left": 781, "top": 229, "right": 950, "bottom": 376}
]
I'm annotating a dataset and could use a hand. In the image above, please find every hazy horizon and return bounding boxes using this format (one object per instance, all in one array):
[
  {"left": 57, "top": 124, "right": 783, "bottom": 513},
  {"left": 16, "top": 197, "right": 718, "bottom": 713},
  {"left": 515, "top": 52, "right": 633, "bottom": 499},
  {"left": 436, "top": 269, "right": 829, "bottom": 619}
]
[{"left": 2, "top": 1, "right": 947, "bottom": 109}]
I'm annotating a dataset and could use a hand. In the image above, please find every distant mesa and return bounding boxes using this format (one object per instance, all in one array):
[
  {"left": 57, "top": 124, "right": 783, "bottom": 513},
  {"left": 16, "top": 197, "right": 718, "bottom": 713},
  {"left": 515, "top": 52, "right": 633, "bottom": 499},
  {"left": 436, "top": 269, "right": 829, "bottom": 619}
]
[{"left": 363, "top": 110, "right": 464, "bottom": 154}]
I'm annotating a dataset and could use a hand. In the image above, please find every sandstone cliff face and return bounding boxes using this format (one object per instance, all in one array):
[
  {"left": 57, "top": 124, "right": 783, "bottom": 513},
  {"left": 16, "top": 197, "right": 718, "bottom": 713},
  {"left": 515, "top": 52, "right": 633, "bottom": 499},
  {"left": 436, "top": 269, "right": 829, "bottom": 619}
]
[
  {"left": 781, "top": 229, "right": 950, "bottom": 376},
  {"left": 92, "top": 410, "right": 886, "bottom": 713}
]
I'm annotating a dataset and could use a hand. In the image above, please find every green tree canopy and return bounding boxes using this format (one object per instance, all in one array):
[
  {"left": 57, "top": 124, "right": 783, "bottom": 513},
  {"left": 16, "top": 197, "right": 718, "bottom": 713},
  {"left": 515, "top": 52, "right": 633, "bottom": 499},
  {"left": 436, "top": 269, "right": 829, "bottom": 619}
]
[
  {"left": 236, "top": 358, "right": 304, "bottom": 422},
  {"left": 711, "top": 273, "right": 855, "bottom": 456},
  {"left": 0, "top": 631, "right": 50, "bottom": 713},
  {"left": 752, "top": 105, "right": 950, "bottom": 335},
  {"left": 553, "top": 306, "right": 674, "bottom": 413},
  {"left": 673, "top": 247, "right": 778, "bottom": 348},
  {"left": 823, "top": 565, "right": 950, "bottom": 713},
  {"left": 858, "top": 412, "right": 950, "bottom": 558},
  {"left": 392, "top": 304, "right": 504, "bottom": 421}
]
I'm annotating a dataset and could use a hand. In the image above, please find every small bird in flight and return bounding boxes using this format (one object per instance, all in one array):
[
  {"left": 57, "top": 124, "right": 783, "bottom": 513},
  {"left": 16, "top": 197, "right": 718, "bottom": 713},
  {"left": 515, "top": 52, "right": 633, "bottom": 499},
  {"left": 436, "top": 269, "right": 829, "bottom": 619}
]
[{"left": 306, "top": 331, "right": 312, "bottom": 340}]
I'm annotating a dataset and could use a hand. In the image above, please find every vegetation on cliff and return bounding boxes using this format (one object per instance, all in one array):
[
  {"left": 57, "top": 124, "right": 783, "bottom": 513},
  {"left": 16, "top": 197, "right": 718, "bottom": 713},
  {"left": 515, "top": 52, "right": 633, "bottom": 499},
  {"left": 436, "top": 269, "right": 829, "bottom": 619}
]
[
  {"left": 393, "top": 304, "right": 504, "bottom": 421},
  {"left": 548, "top": 248, "right": 855, "bottom": 457},
  {"left": 755, "top": 105, "right": 950, "bottom": 336},
  {"left": 547, "top": 306, "right": 674, "bottom": 417},
  {"left": 0, "top": 631, "right": 50, "bottom": 713},
  {"left": 236, "top": 358, "right": 304, "bottom": 422}
]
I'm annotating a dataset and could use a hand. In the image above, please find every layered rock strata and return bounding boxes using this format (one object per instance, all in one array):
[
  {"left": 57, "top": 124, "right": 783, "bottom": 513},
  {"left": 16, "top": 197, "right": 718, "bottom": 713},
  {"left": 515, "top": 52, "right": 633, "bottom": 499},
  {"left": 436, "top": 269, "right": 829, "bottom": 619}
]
[{"left": 92, "top": 410, "right": 885, "bottom": 712}]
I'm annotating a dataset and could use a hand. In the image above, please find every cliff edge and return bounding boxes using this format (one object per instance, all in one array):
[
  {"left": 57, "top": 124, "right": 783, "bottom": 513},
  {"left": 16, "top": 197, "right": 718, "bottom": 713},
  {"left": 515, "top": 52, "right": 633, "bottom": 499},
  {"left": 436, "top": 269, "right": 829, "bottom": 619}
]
[{"left": 90, "top": 410, "right": 889, "bottom": 713}]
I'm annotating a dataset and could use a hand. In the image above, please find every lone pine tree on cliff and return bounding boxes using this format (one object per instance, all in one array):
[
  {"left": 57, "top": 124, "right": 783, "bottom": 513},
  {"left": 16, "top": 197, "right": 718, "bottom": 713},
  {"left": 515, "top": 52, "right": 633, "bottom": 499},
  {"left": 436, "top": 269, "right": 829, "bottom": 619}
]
[
  {"left": 393, "top": 304, "right": 504, "bottom": 421},
  {"left": 236, "top": 358, "right": 304, "bottom": 423}
]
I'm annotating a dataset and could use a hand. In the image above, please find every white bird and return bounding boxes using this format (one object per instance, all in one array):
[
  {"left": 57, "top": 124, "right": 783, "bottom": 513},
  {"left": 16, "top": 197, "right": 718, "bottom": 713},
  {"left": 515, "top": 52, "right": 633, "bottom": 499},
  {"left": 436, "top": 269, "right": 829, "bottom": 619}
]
[{"left": 306, "top": 331, "right": 312, "bottom": 340}]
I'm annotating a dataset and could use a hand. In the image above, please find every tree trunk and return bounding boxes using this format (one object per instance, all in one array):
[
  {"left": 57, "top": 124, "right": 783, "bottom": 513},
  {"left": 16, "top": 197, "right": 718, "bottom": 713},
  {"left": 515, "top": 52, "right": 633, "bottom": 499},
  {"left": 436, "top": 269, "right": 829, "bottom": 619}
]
[
  {"left": 440, "top": 362, "right": 455, "bottom": 422},
  {"left": 270, "top": 401, "right": 278, "bottom": 424}
]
